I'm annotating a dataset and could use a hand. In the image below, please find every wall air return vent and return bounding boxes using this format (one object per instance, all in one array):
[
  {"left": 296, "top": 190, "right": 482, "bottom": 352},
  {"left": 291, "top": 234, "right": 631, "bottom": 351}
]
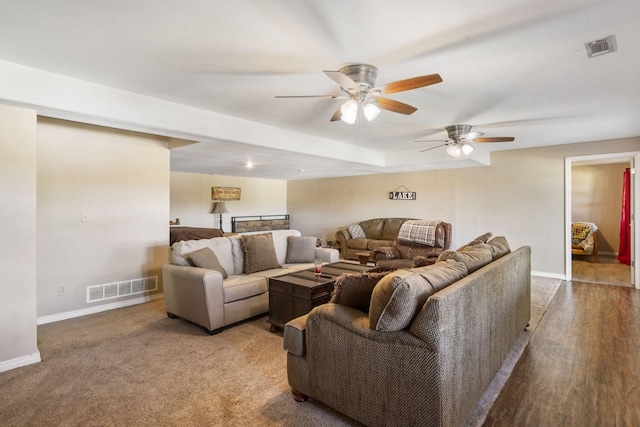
[
  {"left": 584, "top": 35, "right": 617, "bottom": 58},
  {"left": 87, "top": 276, "right": 157, "bottom": 303}
]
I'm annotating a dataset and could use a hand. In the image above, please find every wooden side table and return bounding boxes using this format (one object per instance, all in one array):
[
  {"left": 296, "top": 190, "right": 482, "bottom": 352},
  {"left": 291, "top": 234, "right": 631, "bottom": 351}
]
[
  {"left": 268, "top": 273, "right": 334, "bottom": 332},
  {"left": 356, "top": 251, "right": 372, "bottom": 265}
]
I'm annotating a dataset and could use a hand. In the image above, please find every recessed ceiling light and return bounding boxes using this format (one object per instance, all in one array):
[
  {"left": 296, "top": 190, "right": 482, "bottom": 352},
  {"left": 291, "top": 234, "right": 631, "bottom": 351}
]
[
  {"left": 246, "top": 161, "right": 253, "bottom": 168},
  {"left": 297, "top": 169, "right": 305, "bottom": 172}
]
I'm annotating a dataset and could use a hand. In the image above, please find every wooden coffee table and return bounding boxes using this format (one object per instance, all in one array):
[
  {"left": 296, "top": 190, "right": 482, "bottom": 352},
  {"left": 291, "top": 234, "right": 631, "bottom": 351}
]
[{"left": 267, "top": 262, "right": 378, "bottom": 331}]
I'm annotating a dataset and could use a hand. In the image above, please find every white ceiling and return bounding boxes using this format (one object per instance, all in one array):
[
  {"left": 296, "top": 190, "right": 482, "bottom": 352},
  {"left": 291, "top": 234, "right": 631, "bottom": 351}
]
[{"left": 0, "top": 0, "right": 639, "bottom": 180}]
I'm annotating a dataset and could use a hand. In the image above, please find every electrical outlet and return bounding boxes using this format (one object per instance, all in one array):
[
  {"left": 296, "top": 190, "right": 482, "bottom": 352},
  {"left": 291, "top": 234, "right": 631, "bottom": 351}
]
[{"left": 58, "top": 285, "right": 67, "bottom": 296}]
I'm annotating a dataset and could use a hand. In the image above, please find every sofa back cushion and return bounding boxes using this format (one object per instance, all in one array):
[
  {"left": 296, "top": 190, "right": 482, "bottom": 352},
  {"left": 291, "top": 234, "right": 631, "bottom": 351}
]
[
  {"left": 369, "top": 260, "right": 468, "bottom": 331},
  {"left": 172, "top": 237, "right": 236, "bottom": 275},
  {"left": 359, "top": 218, "right": 385, "bottom": 239},
  {"left": 487, "top": 236, "right": 511, "bottom": 260},
  {"left": 436, "top": 243, "right": 493, "bottom": 273},
  {"left": 381, "top": 218, "right": 415, "bottom": 240}
]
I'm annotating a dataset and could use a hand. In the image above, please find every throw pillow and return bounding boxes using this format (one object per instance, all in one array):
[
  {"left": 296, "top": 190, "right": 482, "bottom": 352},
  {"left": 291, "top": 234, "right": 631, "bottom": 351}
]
[
  {"left": 436, "top": 243, "right": 493, "bottom": 273},
  {"left": 330, "top": 270, "right": 392, "bottom": 313},
  {"left": 285, "top": 236, "right": 317, "bottom": 263},
  {"left": 241, "top": 233, "right": 281, "bottom": 274},
  {"left": 486, "top": 236, "right": 510, "bottom": 260},
  {"left": 346, "top": 224, "right": 366, "bottom": 239},
  {"left": 187, "top": 247, "right": 228, "bottom": 279},
  {"left": 369, "top": 260, "right": 468, "bottom": 332},
  {"left": 456, "top": 232, "right": 493, "bottom": 251}
]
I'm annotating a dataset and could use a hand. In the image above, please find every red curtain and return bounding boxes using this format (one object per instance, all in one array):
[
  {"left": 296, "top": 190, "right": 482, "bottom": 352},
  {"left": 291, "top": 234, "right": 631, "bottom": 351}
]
[{"left": 618, "top": 168, "right": 631, "bottom": 265}]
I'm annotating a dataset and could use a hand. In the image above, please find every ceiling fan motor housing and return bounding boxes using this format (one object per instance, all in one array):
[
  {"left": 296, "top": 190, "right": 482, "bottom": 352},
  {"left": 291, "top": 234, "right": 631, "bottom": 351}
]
[
  {"left": 339, "top": 64, "right": 378, "bottom": 89},
  {"left": 446, "top": 124, "right": 472, "bottom": 140}
]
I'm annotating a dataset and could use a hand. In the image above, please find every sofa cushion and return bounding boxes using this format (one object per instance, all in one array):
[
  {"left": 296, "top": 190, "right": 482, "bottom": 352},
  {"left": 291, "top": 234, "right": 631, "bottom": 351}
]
[
  {"left": 286, "top": 236, "right": 317, "bottom": 263},
  {"left": 456, "top": 232, "right": 493, "bottom": 251},
  {"left": 187, "top": 247, "right": 229, "bottom": 279},
  {"left": 330, "top": 270, "right": 392, "bottom": 313},
  {"left": 347, "top": 224, "right": 366, "bottom": 239},
  {"left": 381, "top": 218, "right": 413, "bottom": 240},
  {"left": 367, "top": 240, "right": 394, "bottom": 251},
  {"left": 360, "top": 219, "right": 385, "bottom": 240},
  {"left": 369, "top": 260, "right": 468, "bottom": 331},
  {"left": 241, "top": 233, "right": 281, "bottom": 274},
  {"left": 487, "top": 236, "right": 511, "bottom": 260},
  {"left": 347, "top": 238, "right": 370, "bottom": 250},
  {"left": 437, "top": 243, "right": 493, "bottom": 273},
  {"left": 222, "top": 275, "right": 268, "bottom": 303},
  {"left": 174, "top": 237, "right": 235, "bottom": 275}
]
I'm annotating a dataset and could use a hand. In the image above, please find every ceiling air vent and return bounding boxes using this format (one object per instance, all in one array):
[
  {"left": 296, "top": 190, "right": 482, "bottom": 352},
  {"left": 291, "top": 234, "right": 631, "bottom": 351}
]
[{"left": 584, "top": 35, "right": 617, "bottom": 58}]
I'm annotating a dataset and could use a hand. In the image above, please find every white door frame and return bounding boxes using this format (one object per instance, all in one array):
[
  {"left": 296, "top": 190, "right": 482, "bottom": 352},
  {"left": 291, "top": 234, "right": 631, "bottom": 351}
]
[{"left": 565, "top": 152, "right": 639, "bottom": 288}]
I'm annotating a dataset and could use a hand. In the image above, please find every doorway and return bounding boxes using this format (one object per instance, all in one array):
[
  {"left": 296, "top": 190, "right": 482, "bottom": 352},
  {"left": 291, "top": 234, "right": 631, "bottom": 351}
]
[{"left": 565, "top": 152, "right": 638, "bottom": 288}]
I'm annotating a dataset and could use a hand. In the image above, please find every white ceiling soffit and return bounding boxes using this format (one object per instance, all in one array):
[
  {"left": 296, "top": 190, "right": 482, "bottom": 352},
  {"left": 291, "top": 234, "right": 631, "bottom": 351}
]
[{"left": 0, "top": 0, "right": 638, "bottom": 180}]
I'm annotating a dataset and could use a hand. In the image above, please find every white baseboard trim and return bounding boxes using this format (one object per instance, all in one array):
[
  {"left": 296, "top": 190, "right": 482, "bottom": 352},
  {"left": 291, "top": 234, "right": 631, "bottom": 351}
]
[
  {"left": 37, "top": 293, "right": 164, "bottom": 325},
  {"left": 532, "top": 270, "right": 566, "bottom": 280},
  {"left": 0, "top": 352, "right": 41, "bottom": 373}
]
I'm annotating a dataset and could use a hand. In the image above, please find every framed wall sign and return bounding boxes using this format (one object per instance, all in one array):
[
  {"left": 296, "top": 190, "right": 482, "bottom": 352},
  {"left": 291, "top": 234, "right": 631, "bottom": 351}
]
[
  {"left": 389, "top": 185, "right": 416, "bottom": 200},
  {"left": 389, "top": 191, "right": 416, "bottom": 200},
  {"left": 212, "top": 186, "right": 241, "bottom": 201}
]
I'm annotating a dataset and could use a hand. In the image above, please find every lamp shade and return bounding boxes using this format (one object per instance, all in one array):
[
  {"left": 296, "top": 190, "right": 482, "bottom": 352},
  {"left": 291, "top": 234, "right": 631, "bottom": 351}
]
[
  {"left": 210, "top": 201, "right": 229, "bottom": 214},
  {"left": 461, "top": 143, "right": 474, "bottom": 155}
]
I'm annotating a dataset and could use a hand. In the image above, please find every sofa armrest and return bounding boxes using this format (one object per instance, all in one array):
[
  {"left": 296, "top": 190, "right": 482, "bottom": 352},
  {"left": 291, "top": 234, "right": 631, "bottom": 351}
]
[
  {"left": 162, "top": 264, "right": 225, "bottom": 332},
  {"left": 315, "top": 247, "right": 339, "bottom": 263},
  {"left": 335, "top": 229, "right": 350, "bottom": 255},
  {"left": 371, "top": 246, "right": 400, "bottom": 261},
  {"left": 284, "top": 314, "right": 309, "bottom": 356}
]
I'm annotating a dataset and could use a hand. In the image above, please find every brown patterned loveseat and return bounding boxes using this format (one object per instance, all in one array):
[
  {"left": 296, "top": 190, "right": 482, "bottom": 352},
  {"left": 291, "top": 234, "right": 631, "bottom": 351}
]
[{"left": 284, "top": 238, "right": 530, "bottom": 427}]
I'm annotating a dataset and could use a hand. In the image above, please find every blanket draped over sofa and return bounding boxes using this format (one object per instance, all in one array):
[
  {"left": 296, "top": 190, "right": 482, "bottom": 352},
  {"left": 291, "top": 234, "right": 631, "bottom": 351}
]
[{"left": 284, "top": 236, "right": 530, "bottom": 427}]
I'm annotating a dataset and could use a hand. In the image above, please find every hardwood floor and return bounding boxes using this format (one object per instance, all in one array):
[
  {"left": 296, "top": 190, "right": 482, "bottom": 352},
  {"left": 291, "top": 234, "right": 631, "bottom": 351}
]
[
  {"left": 572, "top": 255, "right": 632, "bottom": 287},
  {"left": 484, "top": 281, "right": 640, "bottom": 426}
]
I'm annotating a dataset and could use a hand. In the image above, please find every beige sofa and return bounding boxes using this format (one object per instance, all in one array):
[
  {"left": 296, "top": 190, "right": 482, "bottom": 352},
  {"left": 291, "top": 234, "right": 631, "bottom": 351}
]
[
  {"left": 162, "top": 229, "right": 339, "bottom": 334},
  {"left": 284, "top": 238, "right": 530, "bottom": 427},
  {"left": 335, "top": 218, "right": 415, "bottom": 260}
]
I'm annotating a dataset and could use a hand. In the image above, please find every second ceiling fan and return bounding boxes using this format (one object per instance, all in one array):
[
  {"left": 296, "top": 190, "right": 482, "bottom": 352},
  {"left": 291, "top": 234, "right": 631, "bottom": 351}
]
[
  {"left": 276, "top": 64, "right": 442, "bottom": 124},
  {"left": 418, "top": 124, "right": 515, "bottom": 157}
]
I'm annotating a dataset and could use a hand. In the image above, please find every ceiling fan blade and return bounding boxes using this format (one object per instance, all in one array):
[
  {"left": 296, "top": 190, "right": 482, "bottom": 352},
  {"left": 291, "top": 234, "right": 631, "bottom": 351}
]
[
  {"left": 474, "top": 137, "right": 515, "bottom": 143},
  {"left": 274, "top": 94, "right": 346, "bottom": 99},
  {"left": 330, "top": 106, "right": 342, "bottom": 122},
  {"left": 461, "top": 131, "right": 483, "bottom": 140},
  {"left": 419, "top": 143, "right": 448, "bottom": 153},
  {"left": 375, "top": 97, "right": 417, "bottom": 115},
  {"left": 377, "top": 74, "right": 443, "bottom": 94},
  {"left": 414, "top": 139, "right": 449, "bottom": 143},
  {"left": 324, "top": 70, "right": 358, "bottom": 92}
]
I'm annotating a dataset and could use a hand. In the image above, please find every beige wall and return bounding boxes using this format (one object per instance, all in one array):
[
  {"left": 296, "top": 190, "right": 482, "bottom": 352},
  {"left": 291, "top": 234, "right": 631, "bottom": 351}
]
[
  {"left": 288, "top": 138, "right": 640, "bottom": 276},
  {"left": 170, "top": 172, "right": 287, "bottom": 232},
  {"left": 572, "top": 163, "right": 627, "bottom": 254},
  {"left": 0, "top": 105, "right": 40, "bottom": 370},
  {"left": 36, "top": 118, "right": 170, "bottom": 318}
]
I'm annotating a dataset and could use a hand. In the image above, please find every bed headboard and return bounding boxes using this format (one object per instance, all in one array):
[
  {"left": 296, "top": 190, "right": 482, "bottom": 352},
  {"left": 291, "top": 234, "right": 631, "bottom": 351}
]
[{"left": 231, "top": 215, "right": 290, "bottom": 233}]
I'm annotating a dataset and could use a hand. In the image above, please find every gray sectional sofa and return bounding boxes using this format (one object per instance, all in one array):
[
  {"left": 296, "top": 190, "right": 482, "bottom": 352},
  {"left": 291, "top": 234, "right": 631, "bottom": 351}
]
[{"left": 284, "top": 236, "right": 530, "bottom": 427}]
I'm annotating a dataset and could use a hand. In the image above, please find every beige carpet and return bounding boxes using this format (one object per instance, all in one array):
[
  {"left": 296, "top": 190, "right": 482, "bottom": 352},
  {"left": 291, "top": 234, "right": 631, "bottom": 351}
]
[{"left": 0, "top": 276, "right": 561, "bottom": 427}]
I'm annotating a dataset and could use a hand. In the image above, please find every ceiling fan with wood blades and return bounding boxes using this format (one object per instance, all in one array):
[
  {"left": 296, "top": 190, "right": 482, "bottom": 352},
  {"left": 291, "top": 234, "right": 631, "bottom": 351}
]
[
  {"left": 275, "top": 64, "right": 442, "bottom": 124},
  {"left": 417, "top": 124, "right": 514, "bottom": 157}
]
